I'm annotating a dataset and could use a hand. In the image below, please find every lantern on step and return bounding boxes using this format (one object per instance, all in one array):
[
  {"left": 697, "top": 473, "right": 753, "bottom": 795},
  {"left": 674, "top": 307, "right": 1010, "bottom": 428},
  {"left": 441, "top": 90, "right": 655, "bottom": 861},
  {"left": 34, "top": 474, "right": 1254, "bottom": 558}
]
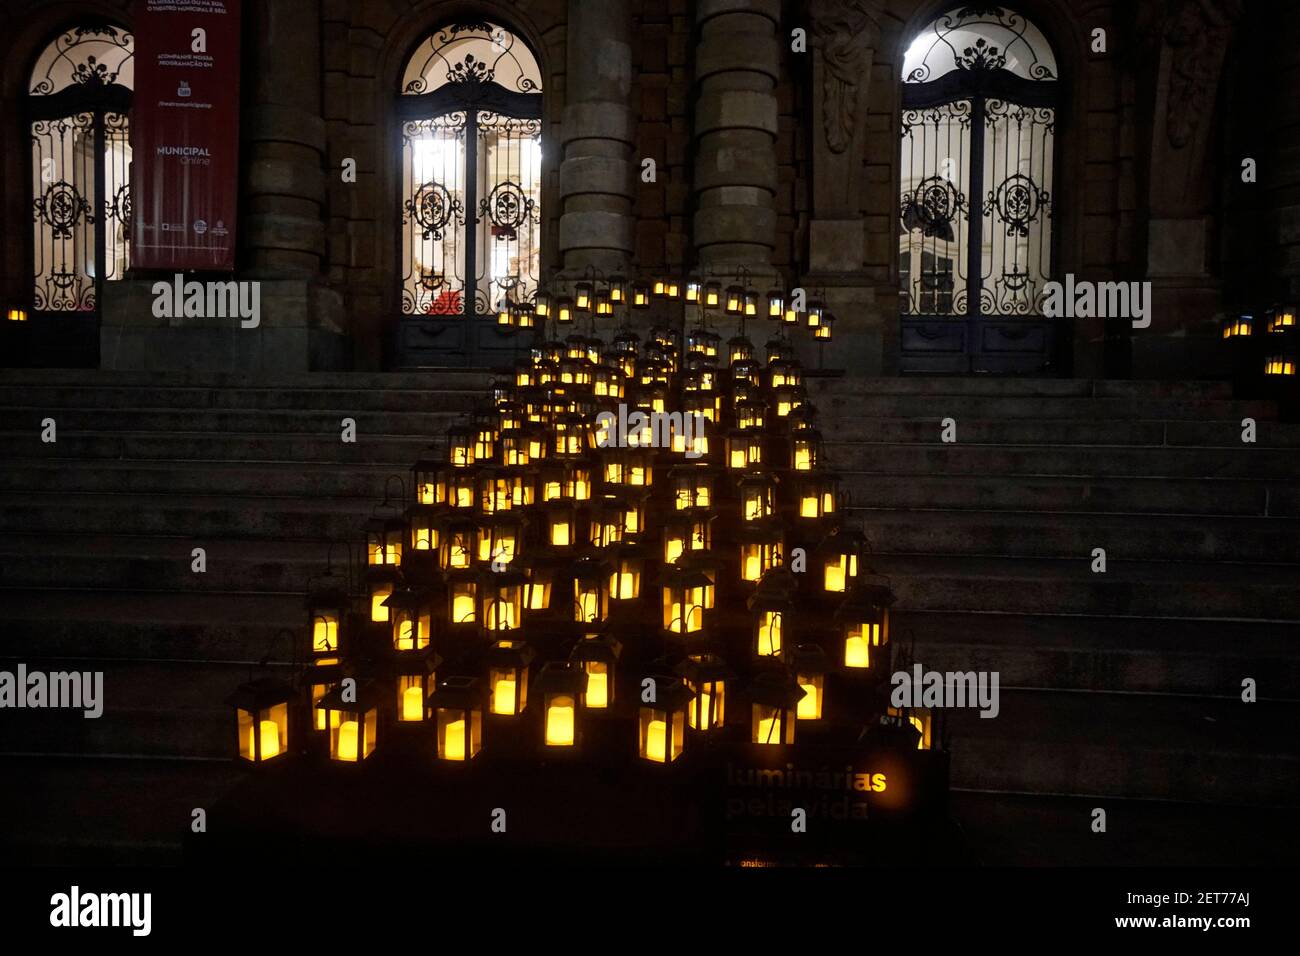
[
  {"left": 608, "top": 544, "right": 645, "bottom": 601},
  {"left": 791, "top": 645, "right": 827, "bottom": 721},
  {"left": 438, "top": 517, "right": 476, "bottom": 571},
  {"left": 407, "top": 503, "right": 441, "bottom": 554},
  {"left": 661, "top": 565, "right": 711, "bottom": 636},
  {"left": 366, "top": 514, "right": 405, "bottom": 566},
  {"left": 318, "top": 680, "right": 381, "bottom": 763},
  {"left": 573, "top": 558, "right": 610, "bottom": 625},
  {"left": 429, "top": 676, "right": 484, "bottom": 761},
  {"left": 835, "top": 576, "right": 894, "bottom": 671},
  {"left": 747, "top": 568, "right": 795, "bottom": 659},
  {"left": 728, "top": 336, "right": 755, "bottom": 366},
  {"left": 555, "top": 295, "right": 574, "bottom": 324},
  {"left": 631, "top": 282, "right": 650, "bottom": 309},
  {"left": 791, "top": 427, "right": 822, "bottom": 472},
  {"left": 738, "top": 521, "right": 784, "bottom": 584},
  {"left": 589, "top": 496, "right": 626, "bottom": 548},
  {"left": 486, "top": 639, "right": 534, "bottom": 716},
  {"left": 394, "top": 647, "right": 441, "bottom": 723},
  {"left": 500, "top": 428, "right": 531, "bottom": 467},
  {"left": 795, "top": 472, "right": 839, "bottom": 521},
  {"left": 479, "top": 513, "right": 522, "bottom": 567},
  {"left": 447, "top": 425, "right": 475, "bottom": 468},
  {"left": 445, "top": 468, "right": 476, "bottom": 510},
  {"left": 1264, "top": 354, "right": 1296, "bottom": 376},
  {"left": 305, "top": 583, "right": 348, "bottom": 660},
  {"left": 307, "top": 659, "right": 342, "bottom": 732},
  {"left": 366, "top": 566, "right": 403, "bottom": 624},
  {"left": 446, "top": 570, "right": 478, "bottom": 628},
  {"left": 772, "top": 383, "right": 805, "bottom": 419},
  {"left": 384, "top": 587, "right": 434, "bottom": 652},
  {"left": 480, "top": 569, "right": 525, "bottom": 633},
  {"left": 724, "top": 283, "right": 744, "bottom": 315},
  {"left": 571, "top": 634, "right": 622, "bottom": 710},
  {"left": 1267, "top": 303, "right": 1297, "bottom": 333},
  {"left": 413, "top": 456, "right": 440, "bottom": 504},
  {"left": 726, "top": 428, "right": 764, "bottom": 471},
  {"left": 520, "top": 555, "right": 556, "bottom": 614},
  {"left": 227, "top": 677, "right": 294, "bottom": 764},
  {"left": 677, "top": 653, "right": 731, "bottom": 732},
  {"left": 806, "top": 297, "right": 826, "bottom": 330},
  {"left": 639, "top": 676, "right": 692, "bottom": 763},
  {"left": 816, "top": 526, "right": 867, "bottom": 594},
  {"left": 813, "top": 311, "right": 835, "bottom": 340},
  {"left": 768, "top": 359, "right": 802, "bottom": 389},
  {"left": 663, "top": 509, "right": 713, "bottom": 564},
  {"left": 739, "top": 470, "right": 778, "bottom": 523},
  {"left": 670, "top": 466, "right": 714, "bottom": 510},
  {"left": 536, "top": 661, "right": 586, "bottom": 748},
  {"left": 750, "top": 669, "right": 802, "bottom": 746},
  {"left": 735, "top": 399, "right": 766, "bottom": 431},
  {"left": 534, "top": 290, "right": 551, "bottom": 321}
]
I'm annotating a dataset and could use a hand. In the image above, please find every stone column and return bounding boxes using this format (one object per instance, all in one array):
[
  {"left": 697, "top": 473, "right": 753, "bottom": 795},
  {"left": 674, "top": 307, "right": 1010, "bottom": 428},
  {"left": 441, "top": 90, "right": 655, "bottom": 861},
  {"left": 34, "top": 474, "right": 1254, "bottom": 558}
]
[
  {"left": 558, "top": 0, "right": 634, "bottom": 274},
  {"left": 1136, "top": 0, "right": 1241, "bottom": 377},
  {"left": 692, "top": 0, "right": 780, "bottom": 272}
]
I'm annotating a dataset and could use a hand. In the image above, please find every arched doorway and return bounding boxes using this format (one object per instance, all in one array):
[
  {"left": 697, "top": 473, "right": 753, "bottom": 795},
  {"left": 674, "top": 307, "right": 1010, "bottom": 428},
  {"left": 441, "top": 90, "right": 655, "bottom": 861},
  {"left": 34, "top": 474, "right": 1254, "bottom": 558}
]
[
  {"left": 395, "top": 21, "right": 543, "bottom": 368},
  {"left": 25, "top": 24, "right": 134, "bottom": 367},
  {"left": 898, "top": 6, "right": 1059, "bottom": 374}
]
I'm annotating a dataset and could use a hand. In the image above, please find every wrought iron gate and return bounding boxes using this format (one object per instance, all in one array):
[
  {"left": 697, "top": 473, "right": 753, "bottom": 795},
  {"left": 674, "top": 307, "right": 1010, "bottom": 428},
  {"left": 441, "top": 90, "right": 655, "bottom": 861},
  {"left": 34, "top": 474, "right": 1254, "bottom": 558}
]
[
  {"left": 397, "top": 22, "right": 543, "bottom": 368},
  {"left": 898, "top": 7, "right": 1059, "bottom": 374}
]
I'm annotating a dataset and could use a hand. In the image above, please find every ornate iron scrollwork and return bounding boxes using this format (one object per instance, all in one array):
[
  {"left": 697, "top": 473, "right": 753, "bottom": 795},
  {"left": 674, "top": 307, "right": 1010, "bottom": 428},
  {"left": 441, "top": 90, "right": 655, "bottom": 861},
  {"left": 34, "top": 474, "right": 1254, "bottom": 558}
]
[
  {"left": 34, "top": 181, "right": 94, "bottom": 239},
  {"left": 404, "top": 180, "right": 464, "bottom": 241},
  {"left": 901, "top": 175, "right": 965, "bottom": 243},
  {"left": 478, "top": 181, "right": 535, "bottom": 240}
]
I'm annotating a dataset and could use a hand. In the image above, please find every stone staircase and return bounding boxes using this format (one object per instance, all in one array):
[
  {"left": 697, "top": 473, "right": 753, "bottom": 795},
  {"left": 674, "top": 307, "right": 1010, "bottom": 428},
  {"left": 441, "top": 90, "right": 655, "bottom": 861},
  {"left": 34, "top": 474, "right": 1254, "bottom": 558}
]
[{"left": 1, "top": 370, "right": 1298, "bottom": 863}]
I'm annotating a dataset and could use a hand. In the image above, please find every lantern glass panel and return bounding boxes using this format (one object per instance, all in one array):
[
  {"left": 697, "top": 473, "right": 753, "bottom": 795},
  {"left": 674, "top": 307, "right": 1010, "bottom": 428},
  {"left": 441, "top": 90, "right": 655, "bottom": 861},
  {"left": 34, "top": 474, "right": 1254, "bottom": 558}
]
[
  {"left": 757, "top": 610, "right": 783, "bottom": 657},
  {"left": 796, "top": 674, "right": 824, "bottom": 720},
  {"left": 545, "top": 693, "right": 577, "bottom": 746},
  {"left": 398, "top": 675, "right": 429, "bottom": 722},
  {"left": 583, "top": 661, "right": 610, "bottom": 708},
  {"left": 752, "top": 703, "right": 793, "bottom": 746},
  {"left": 237, "top": 702, "right": 288, "bottom": 762},
  {"left": 639, "top": 707, "right": 685, "bottom": 762}
]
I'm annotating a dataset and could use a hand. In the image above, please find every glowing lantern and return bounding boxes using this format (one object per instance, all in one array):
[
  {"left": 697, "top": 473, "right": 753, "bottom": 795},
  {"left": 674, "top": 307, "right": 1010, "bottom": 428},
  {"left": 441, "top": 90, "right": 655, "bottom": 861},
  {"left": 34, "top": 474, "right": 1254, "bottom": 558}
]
[
  {"left": 365, "top": 515, "right": 405, "bottom": 566},
  {"left": 407, "top": 503, "right": 441, "bottom": 554},
  {"left": 813, "top": 311, "right": 835, "bottom": 340},
  {"left": 639, "top": 676, "right": 692, "bottom": 763},
  {"left": 662, "top": 510, "right": 713, "bottom": 564},
  {"left": 739, "top": 471, "right": 778, "bottom": 522},
  {"left": 572, "top": 559, "right": 610, "bottom": 624},
  {"left": 384, "top": 587, "right": 434, "bottom": 652},
  {"left": 806, "top": 297, "right": 826, "bottom": 329},
  {"left": 835, "top": 578, "right": 894, "bottom": 671},
  {"left": 1264, "top": 355, "right": 1296, "bottom": 376},
  {"left": 574, "top": 282, "right": 593, "bottom": 312},
  {"left": 726, "top": 429, "right": 764, "bottom": 471},
  {"left": 447, "top": 425, "right": 475, "bottom": 467},
  {"left": 536, "top": 661, "right": 586, "bottom": 748},
  {"left": 446, "top": 571, "right": 478, "bottom": 628},
  {"left": 545, "top": 501, "right": 577, "bottom": 550},
  {"left": 318, "top": 681, "right": 380, "bottom": 763},
  {"left": 631, "top": 283, "right": 651, "bottom": 308},
  {"left": 791, "top": 428, "right": 822, "bottom": 471},
  {"left": 663, "top": 278, "right": 681, "bottom": 299},
  {"left": 685, "top": 276, "right": 702, "bottom": 303},
  {"left": 438, "top": 517, "right": 476, "bottom": 571},
  {"left": 7, "top": 307, "right": 28, "bottom": 322},
  {"left": 747, "top": 568, "right": 794, "bottom": 659},
  {"left": 816, "top": 526, "right": 866, "bottom": 594},
  {"left": 750, "top": 670, "right": 802, "bottom": 746},
  {"left": 703, "top": 280, "right": 721, "bottom": 309},
  {"left": 555, "top": 296, "right": 574, "bottom": 324},
  {"left": 735, "top": 399, "right": 766, "bottom": 431},
  {"left": 795, "top": 472, "right": 840, "bottom": 520},
  {"left": 571, "top": 634, "right": 622, "bottom": 710},
  {"left": 412, "top": 456, "right": 440, "bottom": 505},
  {"left": 738, "top": 522, "right": 784, "bottom": 583},
  {"left": 480, "top": 569, "right": 524, "bottom": 633},
  {"left": 768, "top": 359, "right": 802, "bottom": 389},
  {"left": 669, "top": 466, "right": 714, "bottom": 510},
  {"left": 595, "top": 288, "right": 613, "bottom": 316},
  {"left": 1222, "top": 313, "right": 1252, "bottom": 338},
  {"left": 535, "top": 291, "right": 552, "bottom": 320},
  {"left": 553, "top": 414, "right": 587, "bottom": 458},
  {"left": 366, "top": 566, "right": 403, "bottom": 624},
  {"left": 307, "top": 659, "right": 342, "bottom": 733},
  {"left": 766, "top": 288, "right": 784, "bottom": 320},
  {"left": 885, "top": 706, "right": 933, "bottom": 750},
  {"left": 725, "top": 284, "right": 744, "bottom": 315},
  {"left": 487, "top": 639, "right": 535, "bottom": 716},
  {"left": 608, "top": 544, "right": 645, "bottom": 601},
  {"left": 766, "top": 339, "right": 795, "bottom": 364},
  {"left": 227, "top": 678, "right": 293, "bottom": 764},
  {"left": 589, "top": 496, "right": 627, "bottom": 548},
  {"left": 305, "top": 584, "right": 348, "bottom": 660},
  {"left": 393, "top": 647, "right": 440, "bottom": 723},
  {"left": 772, "top": 384, "right": 805, "bottom": 419},
  {"left": 1267, "top": 304, "right": 1297, "bottom": 333},
  {"left": 499, "top": 429, "right": 531, "bottom": 467},
  {"left": 660, "top": 565, "right": 711, "bottom": 636},
  {"left": 687, "top": 327, "right": 721, "bottom": 360},
  {"left": 445, "top": 468, "right": 476, "bottom": 510},
  {"left": 480, "top": 513, "right": 522, "bottom": 567},
  {"left": 677, "top": 654, "right": 730, "bottom": 731},
  {"left": 594, "top": 365, "right": 626, "bottom": 398},
  {"left": 520, "top": 556, "right": 556, "bottom": 613},
  {"left": 791, "top": 645, "right": 827, "bottom": 720},
  {"left": 429, "top": 676, "right": 484, "bottom": 761}
]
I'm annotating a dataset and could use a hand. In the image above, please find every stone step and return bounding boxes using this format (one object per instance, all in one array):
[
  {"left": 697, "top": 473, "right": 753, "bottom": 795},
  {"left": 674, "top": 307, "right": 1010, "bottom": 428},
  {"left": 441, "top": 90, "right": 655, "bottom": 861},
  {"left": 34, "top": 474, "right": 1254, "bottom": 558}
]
[
  {"left": 874, "top": 554, "right": 1300, "bottom": 619},
  {"left": 0, "top": 386, "right": 485, "bottom": 413},
  {"left": 0, "top": 460, "right": 399, "bottom": 498},
  {"left": 0, "top": 590, "right": 300, "bottom": 661},
  {"left": 823, "top": 417, "right": 1300, "bottom": 447},
  {"left": 835, "top": 473, "right": 1296, "bottom": 517},
  {"left": 948, "top": 790, "right": 1300, "bottom": 866},
  {"left": 810, "top": 393, "right": 1274, "bottom": 421},
  {"left": 0, "top": 491, "right": 371, "bottom": 538},
  {"left": 0, "top": 407, "right": 467, "bottom": 436},
  {"left": 852, "top": 508, "right": 1300, "bottom": 563},
  {"left": 0, "top": 430, "right": 432, "bottom": 464},
  {"left": 899, "top": 610, "right": 1300, "bottom": 698},
  {"left": 805, "top": 377, "right": 1237, "bottom": 399},
  {"left": 0, "top": 534, "right": 333, "bottom": 592},
  {"left": 946, "top": 690, "right": 1300, "bottom": 806},
  {"left": 0, "top": 368, "right": 496, "bottom": 390},
  {"left": 825, "top": 442, "right": 1300, "bottom": 478},
  {"left": 0, "top": 756, "right": 242, "bottom": 865}
]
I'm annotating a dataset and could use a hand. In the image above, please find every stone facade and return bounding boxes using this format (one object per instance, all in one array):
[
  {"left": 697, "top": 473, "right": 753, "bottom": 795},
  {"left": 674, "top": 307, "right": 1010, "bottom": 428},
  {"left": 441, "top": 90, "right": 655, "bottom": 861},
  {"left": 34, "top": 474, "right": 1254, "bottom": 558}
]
[{"left": 1, "top": 0, "right": 1295, "bottom": 376}]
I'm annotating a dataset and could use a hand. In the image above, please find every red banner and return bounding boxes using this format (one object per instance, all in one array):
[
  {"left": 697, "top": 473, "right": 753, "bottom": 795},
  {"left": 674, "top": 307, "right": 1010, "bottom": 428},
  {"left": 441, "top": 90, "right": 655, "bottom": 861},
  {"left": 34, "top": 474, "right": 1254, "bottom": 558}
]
[{"left": 131, "top": 0, "right": 241, "bottom": 271}]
